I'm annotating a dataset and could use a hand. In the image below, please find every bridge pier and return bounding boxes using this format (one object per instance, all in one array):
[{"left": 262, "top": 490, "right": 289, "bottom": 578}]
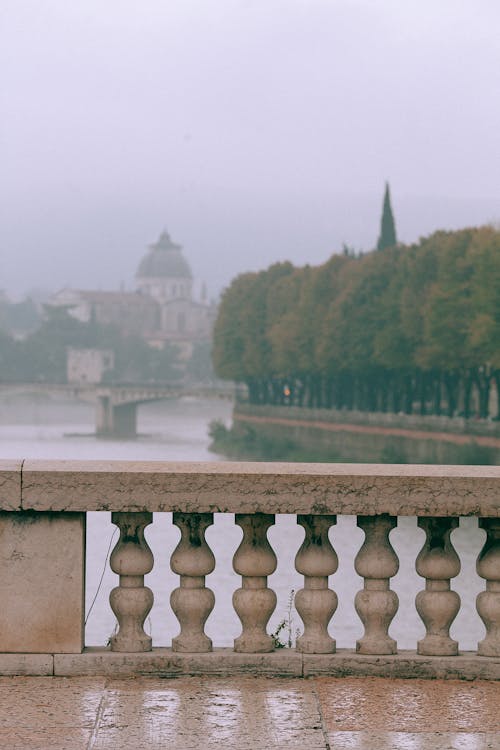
[
  {"left": 96, "top": 397, "right": 137, "bottom": 439},
  {"left": 113, "top": 403, "right": 137, "bottom": 438},
  {"left": 96, "top": 396, "right": 112, "bottom": 436}
]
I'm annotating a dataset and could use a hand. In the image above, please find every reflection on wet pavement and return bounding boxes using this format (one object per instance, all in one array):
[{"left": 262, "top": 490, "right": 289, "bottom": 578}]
[{"left": 0, "top": 675, "right": 498, "bottom": 749}]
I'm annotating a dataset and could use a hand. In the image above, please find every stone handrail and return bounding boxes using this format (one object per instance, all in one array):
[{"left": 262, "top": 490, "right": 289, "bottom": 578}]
[{"left": 0, "top": 459, "right": 499, "bottom": 679}]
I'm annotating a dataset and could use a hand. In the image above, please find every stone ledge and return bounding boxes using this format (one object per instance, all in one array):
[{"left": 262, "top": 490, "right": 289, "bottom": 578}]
[
  {"left": 0, "top": 653, "right": 53, "bottom": 676},
  {"left": 303, "top": 650, "right": 500, "bottom": 680},
  {"left": 54, "top": 647, "right": 302, "bottom": 677},
  {"left": 1, "top": 648, "right": 498, "bottom": 680}
]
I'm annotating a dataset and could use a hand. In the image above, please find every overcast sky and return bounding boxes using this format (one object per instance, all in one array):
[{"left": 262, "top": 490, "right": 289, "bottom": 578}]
[{"left": 1, "top": 0, "right": 499, "bottom": 299}]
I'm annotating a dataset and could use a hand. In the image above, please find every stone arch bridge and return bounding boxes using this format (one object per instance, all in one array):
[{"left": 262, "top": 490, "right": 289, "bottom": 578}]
[{"left": 0, "top": 382, "right": 233, "bottom": 438}]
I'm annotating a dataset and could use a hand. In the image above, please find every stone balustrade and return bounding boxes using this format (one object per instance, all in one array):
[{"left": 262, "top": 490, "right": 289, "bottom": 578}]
[{"left": 0, "top": 459, "right": 499, "bottom": 678}]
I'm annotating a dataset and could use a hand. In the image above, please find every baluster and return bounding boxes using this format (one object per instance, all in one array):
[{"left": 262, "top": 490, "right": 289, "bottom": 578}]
[
  {"left": 295, "top": 514, "right": 338, "bottom": 653},
  {"left": 109, "top": 512, "right": 154, "bottom": 652},
  {"left": 232, "top": 513, "right": 277, "bottom": 653},
  {"left": 415, "top": 517, "right": 460, "bottom": 655},
  {"left": 355, "top": 515, "right": 399, "bottom": 654},
  {"left": 170, "top": 512, "right": 215, "bottom": 652},
  {"left": 476, "top": 518, "right": 500, "bottom": 657}
]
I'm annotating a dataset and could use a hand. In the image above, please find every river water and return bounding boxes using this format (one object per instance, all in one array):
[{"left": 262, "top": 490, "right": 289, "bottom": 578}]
[{"left": 0, "top": 393, "right": 486, "bottom": 650}]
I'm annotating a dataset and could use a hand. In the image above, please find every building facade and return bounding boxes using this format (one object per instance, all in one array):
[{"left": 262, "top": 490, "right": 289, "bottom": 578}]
[{"left": 66, "top": 348, "right": 114, "bottom": 384}]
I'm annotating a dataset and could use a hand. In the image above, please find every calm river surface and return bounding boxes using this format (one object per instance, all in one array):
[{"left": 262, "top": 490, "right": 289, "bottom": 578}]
[{"left": 0, "top": 393, "right": 486, "bottom": 650}]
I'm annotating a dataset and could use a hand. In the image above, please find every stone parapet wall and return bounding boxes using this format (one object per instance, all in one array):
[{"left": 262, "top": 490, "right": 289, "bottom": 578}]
[{"left": 0, "top": 459, "right": 499, "bottom": 678}]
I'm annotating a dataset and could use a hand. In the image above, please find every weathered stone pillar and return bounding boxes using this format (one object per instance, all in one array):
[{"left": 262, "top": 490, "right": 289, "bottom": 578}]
[
  {"left": 476, "top": 518, "right": 500, "bottom": 657},
  {"left": 295, "top": 514, "right": 338, "bottom": 653},
  {"left": 0, "top": 511, "right": 85, "bottom": 653},
  {"left": 355, "top": 515, "right": 399, "bottom": 654},
  {"left": 170, "top": 512, "right": 215, "bottom": 652},
  {"left": 109, "top": 512, "right": 154, "bottom": 652},
  {"left": 416, "top": 517, "right": 460, "bottom": 655},
  {"left": 232, "top": 513, "right": 277, "bottom": 653}
]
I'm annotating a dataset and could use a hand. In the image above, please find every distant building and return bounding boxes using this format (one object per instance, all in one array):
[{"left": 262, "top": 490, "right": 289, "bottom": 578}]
[
  {"left": 49, "top": 231, "right": 216, "bottom": 355},
  {"left": 67, "top": 348, "right": 114, "bottom": 384},
  {"left": 49, "top": 288, "right": 160, "bottom": 337},
  {"left": 135, "top": 231, "right": 215, "bottom": 349}
]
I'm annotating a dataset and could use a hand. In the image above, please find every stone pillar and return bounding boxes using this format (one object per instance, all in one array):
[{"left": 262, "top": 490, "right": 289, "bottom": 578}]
[
  {"left": 415, "top": 517, "right": 460, "bottom": 655},
  {"left": 170, "top": 512, "right": 215, "bottom": 652},
  {"left": 295, "top": 514, "right": 338, "bottom": 653},
  {"left": 232, "top": 513, "right": 277, "bottom": 653},
  {"left": 355, "top": 515, "right": 399, "bottom": 655},
  {"left": 476, "top": 518, "right": 500, "bottom": 657},
  {"left": 109, "top": 512, "right": 154, "bottom": 652},
  {"left": 0, "top": 511, "right": 85, "bottom": 653}
]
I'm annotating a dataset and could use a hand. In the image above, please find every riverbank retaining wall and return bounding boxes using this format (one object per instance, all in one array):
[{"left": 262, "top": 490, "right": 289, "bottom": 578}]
[{"left": 232, "top": 404, "right": 500, "bottom": 464}]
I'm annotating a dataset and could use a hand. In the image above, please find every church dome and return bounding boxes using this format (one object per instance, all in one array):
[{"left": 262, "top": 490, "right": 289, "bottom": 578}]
[{"left": 136, "top": 231, "right": 193, "bottom": 279}]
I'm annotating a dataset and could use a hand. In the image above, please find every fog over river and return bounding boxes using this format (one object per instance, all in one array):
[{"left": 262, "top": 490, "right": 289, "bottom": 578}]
[{"left": 0, "top": 394, "right": 486, "bottom": 650}]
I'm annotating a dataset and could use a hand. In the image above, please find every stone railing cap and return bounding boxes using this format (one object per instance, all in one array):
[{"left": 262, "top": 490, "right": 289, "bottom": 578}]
[
  {"left": 0, "top": 460, "right": 22, "bottom": 511},
  {"left": 12, "top": 459, "right": 500, "bottom": 515}
]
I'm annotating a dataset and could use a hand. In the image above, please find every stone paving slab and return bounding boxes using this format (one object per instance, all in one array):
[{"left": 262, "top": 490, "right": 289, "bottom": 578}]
[
  {"left": 327, "top": 732, "right": 495, "bottom": 749},
  {"left": 0, "top": 677, "right": 105, "bottom": 730},
  {"left": 94, "top": 677, "right": 325, "bottom": 749},
  {"left": 0, "top": 675, "right": 497, "bottom": 749},
  {"left": 315, "top": 677, "right": 500, "bottom": 732},
  {"left": 0, "top": 727, "right": 92, "bottom": 750}
]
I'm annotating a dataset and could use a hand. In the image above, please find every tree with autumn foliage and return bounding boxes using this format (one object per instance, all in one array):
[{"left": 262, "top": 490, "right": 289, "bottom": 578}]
[{"left": 212, "top": 225, "right": 500, "bottom": 419}]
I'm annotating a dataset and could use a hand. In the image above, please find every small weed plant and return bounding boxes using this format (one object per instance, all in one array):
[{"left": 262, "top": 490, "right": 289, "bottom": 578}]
[{"left": 271, "top": 589, "right": 299, "bottom": 648}]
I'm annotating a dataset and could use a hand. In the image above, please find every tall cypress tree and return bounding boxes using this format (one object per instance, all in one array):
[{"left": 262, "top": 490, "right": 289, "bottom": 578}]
[{"left": 377, "top": 182, "right": 397, "bottom": 250}]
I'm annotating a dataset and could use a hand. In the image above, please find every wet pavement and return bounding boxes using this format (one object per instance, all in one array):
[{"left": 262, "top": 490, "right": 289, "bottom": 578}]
[{"left": 0, "top": 675, "right": 499, "bottom": 749}]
